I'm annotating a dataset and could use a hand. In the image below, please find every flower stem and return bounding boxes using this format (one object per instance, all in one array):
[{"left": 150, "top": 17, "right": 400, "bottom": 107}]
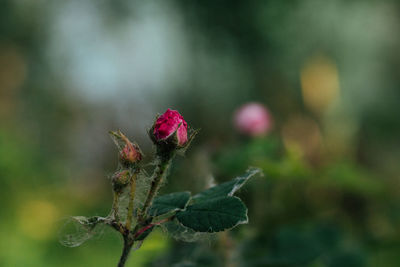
[
  {"left": 112, "top": 191, "right": 121, "bottom": 222},
  {"left": 117, "top": 236, "right": 134, "bottom": 267},
  {"left": 139, "top": 155, "right": 173, "bottom": 223},
  {"left": 125, "top": 170, "right": 138, "bottom": 231}
]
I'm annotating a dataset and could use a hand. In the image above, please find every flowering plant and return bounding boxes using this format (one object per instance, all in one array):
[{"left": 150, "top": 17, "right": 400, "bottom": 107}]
[{"left": 61, "top": 109, "right": 260, "bottom": 267}]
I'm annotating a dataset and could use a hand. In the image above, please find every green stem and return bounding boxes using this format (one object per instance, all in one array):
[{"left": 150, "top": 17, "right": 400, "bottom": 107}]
[
  {"left": 139, "top": 155, "right": 173, "bottom": 222},
  {"left": 112, "top": 192, "right": 121, "bottom": 222},
  {"left": 125, "top": 171, "right": 138, "bottom": 231}
]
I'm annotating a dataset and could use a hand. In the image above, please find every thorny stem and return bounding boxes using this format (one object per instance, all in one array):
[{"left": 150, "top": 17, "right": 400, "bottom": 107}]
[
  {"left": 112, "top": 191, "right": 121, "bottom": 222},
  {"left": 125, "top": 170, "right": 139, "bottom": 231},
  {"left": 114, "top": 148, "right": 177, "bottom": 266},
  {"left": 115, "top": 217, "right": 173, "bottom": 267},
  {"left": 115, "top": 155, "right": 174, "bottom": 267},
  {"left": 139, "top": 155, "right": 173, "bottom": 223}
]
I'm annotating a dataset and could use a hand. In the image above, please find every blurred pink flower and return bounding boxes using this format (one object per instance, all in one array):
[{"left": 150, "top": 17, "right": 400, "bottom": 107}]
[
  {"left": 153, "top": 108, "right": 188, "bottom": 146},
  {"left": 234, "top": 103, "right": 272, "bottom": 136}
]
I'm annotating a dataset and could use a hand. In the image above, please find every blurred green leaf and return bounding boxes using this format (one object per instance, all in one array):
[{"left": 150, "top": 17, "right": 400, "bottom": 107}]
[{"left": 326, "top": 249, "right": 366, "bottom": 267}]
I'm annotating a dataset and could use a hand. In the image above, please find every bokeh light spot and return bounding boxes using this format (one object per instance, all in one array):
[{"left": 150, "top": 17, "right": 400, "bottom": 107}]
[
  {"left": 301, "top": 54, "right": 340, "bottom": 114},
  {"left": 19, "top": 200, "right": 59, "bottom": 241}
]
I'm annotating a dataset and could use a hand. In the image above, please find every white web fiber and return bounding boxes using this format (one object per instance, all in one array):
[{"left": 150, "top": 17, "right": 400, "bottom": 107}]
[
  {"left": 59, "top": 216, "right": 105, "bottom": 247},
  {"left": 161, "top": 220, "right": 214, "bottom": 243}
]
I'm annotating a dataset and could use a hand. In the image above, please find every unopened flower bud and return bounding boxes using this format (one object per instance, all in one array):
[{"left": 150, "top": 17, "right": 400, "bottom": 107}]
[
  {"left": 112, "top": 170, "right": 131, "bottom": 192},
  {"left": 110, "top": 130, "right": 143, "bottom": 166},
  {"left": 152, "top": 108, "right": 188, "bottom": 147},
  {"left": 119, "top": 141, "right": 142, "bottom": 166}
]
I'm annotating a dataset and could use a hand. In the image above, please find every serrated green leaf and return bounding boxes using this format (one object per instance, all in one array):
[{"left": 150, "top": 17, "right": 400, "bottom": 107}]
[
  {"left": 149, "top": 191, "right": 191, "bottom": 216},
  {"left": 193, "top": 167, "right": 261, "bottom": 202},
  {"left": 176, "top": 196, "right": 248, "bottom": 233}
]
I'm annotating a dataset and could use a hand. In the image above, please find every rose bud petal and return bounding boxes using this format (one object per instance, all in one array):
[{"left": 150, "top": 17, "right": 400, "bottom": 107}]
[
  {"left": 153, "top": 108, "right": 188, "bottom": 146},
  {"left": 234, "top": 103, "right": 272, "bottom": 136}
]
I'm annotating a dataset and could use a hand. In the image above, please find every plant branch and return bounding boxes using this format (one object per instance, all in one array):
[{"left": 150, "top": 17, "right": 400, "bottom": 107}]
[
  {"left": 139, "top": 155, "right": 173, "bottom": 222},
  {"left": 117, "top": 236, "right": 134, "bottom": 267},
  {"left": 125, "top": 170, "right": 139, "bottom": 231},
  {"left": 112, "top": 191, "right": 121, "bottom": 222}
]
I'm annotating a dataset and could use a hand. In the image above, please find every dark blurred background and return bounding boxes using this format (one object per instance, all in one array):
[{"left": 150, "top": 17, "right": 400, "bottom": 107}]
[{"left": 1, "top": 0, "right": 400, "bottom": 266}]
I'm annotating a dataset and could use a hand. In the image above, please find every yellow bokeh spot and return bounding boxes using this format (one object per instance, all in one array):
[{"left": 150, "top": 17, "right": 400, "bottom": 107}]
[
  {"left": 281, "top": 115, "right": 322, "bottom": 160},
  {"left": 300, "top": 54, "right": 340, "bottom": 113},
  {"left": 18, "top": 200, "right": 59, "bottom": 240}
]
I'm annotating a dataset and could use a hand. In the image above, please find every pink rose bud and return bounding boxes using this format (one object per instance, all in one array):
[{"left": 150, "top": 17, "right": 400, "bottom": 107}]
[
  {"left": 110, "top": 130, "right": 143, "bottom": 166},
  {"left": 120, "top": 142, "right": 142, "bottom": 164},
  {"left": 234, "top": 102, "right": 272, "bottom": 136},
  {"left": 153, "top": 108, "right": 188, "bottom": 146}
]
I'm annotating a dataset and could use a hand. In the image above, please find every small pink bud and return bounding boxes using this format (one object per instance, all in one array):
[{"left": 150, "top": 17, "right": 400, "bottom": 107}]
[
  {"left": 110, "top": 130, "right": 143, "bottom": 166},
  {"left": 119, "top": 141, "right": 142, "bottom": 165},
  {"left": 234, "top": 103, "right": 272, "bottom": 136},
  {"left": 153, "top": 108, "right": 188, "bottom": 146}
]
